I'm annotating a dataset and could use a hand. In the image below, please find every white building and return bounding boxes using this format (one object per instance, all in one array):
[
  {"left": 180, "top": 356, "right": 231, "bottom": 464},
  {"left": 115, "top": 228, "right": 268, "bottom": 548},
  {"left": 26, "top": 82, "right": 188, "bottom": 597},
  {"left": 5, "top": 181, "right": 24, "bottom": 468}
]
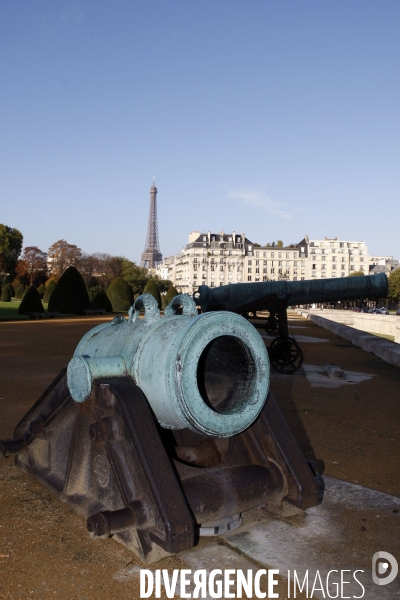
[{"left": 157, "top": 233, "right": 379, "bottom": 294}]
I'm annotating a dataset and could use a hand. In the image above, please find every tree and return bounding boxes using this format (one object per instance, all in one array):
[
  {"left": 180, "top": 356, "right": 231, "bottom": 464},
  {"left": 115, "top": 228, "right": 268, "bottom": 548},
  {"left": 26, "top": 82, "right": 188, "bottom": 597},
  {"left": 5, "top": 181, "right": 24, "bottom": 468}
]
[
  {"left": 48, "top": 266, "right": 90, "bottom": 314},
  {"left": 107, "top": 277, "right": 133, "bottom": 312},
  {"left": 43, "top": 279, "right": 57, "bottom": 303},
  {"left": 37, "top": 283, "right": 46, "bottom": 298},
  {"left": 0, "top": 224, "right": 23, "bottom": 282},
  {"left": 253, "top": 243, "right": 261, "bottom": 247},
  {"left": 166, "top": 285, "right": 179, "bottom": 304},
  {"left": 90, "top": 288, "right": 113, "bottom": 312},
  {"left": 276, "top": 240, "right": 284, "bottom": 248},
  {"left": 1, "top": 286, "right": 11, "bottom": 302},
  {"left": 18, "top": 286, "right": 44, "bottom": 315},
  {"left": 349, "top": 271, "right": 365, "bottom": 277},
  {"left": 388, "top": 268, "right": 400, "bottom": 301},
  {"left": 120, "top": 258, "right": 150, "bottom": 295},
  {"left": 143, "top": 279, "right": 161, "bottom": 309},
  {"left": 15, "top": 283, "right": 25, "bottom": 299},
  {"left": 47, "top": 240, "right": 82, "bottom": 280},
  {"left": 15, "top": 246, "right": 47, "bottom": 285}
]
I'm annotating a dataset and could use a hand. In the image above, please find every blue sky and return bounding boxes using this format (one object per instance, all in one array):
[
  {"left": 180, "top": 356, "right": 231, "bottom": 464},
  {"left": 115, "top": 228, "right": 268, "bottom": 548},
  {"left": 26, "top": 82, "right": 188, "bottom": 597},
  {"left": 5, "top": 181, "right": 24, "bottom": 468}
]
[{"left": 1, "top": 1, "right": 399, "bottom": 262}]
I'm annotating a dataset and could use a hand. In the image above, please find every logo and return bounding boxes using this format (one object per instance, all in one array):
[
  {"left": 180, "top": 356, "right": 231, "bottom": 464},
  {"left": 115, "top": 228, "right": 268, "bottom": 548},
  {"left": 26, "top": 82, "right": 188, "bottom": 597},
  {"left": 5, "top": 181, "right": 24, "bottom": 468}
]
[{"left": 372, "top": 551, "right": 398, "bottom": 586}]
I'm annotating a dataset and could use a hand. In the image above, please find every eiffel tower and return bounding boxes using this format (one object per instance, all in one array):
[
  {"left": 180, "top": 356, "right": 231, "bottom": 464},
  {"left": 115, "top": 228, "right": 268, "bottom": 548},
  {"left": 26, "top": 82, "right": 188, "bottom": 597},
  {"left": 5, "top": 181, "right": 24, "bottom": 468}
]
[{"left": 141, "top": 178, "right": 163, "bottom": 269}]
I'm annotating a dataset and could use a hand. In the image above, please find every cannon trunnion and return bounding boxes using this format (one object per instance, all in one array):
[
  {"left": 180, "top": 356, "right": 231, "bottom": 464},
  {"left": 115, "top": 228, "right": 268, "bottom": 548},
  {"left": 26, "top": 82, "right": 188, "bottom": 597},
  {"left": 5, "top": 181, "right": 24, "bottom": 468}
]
[{"left": 1, "top": 294, "right": 323, "bottom": 563}]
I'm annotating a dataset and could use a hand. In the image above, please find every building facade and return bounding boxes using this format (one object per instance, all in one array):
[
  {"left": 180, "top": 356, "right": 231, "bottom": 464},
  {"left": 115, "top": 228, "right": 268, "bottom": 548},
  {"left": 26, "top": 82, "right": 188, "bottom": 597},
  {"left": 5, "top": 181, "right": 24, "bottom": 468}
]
[{"left": 157, "top": 232, "right": 397, "bottom": 295}]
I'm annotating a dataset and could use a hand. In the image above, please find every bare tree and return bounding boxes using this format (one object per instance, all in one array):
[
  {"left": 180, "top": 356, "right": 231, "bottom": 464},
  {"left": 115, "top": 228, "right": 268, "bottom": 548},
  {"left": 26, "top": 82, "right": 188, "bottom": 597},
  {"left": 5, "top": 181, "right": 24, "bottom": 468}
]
[
  {"left": 47, "top": 240, "right": 82, "bottom": 280},
  {"left": 15, "top": 246, "right": 48, "bottom": 285}
]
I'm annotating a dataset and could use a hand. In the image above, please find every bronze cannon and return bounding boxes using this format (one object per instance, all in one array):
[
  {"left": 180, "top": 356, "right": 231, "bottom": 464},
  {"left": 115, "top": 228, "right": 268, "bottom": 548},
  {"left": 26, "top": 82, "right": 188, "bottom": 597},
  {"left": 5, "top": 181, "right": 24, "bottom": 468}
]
[
  {"left": 1, "top": 293, "right": 323, "bottom": 563},
  {"left": 195, "top": 273, "right": 388, "bottom": 373}
]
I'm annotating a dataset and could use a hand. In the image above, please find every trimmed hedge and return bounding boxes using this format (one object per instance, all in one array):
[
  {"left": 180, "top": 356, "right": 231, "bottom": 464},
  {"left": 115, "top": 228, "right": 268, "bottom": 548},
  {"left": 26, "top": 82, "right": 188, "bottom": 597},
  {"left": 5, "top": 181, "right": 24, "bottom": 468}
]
[
  {"left": 15, "top": 283, "right": 25, "bottom": 300},
  {"left": 166, "top": 285, "right": 179, "bottom": 304},
  {"left": 48, "top": 266, "right": 90, "bottom": 315},
  {"left": 90, "top": 288, "right": 113, "bottom": 312},
  {"left": 37, "top": 283, "right": 46, "bottom": 298},
  {"left": 43, "top": 280, "right": 57, "bottom": 303},
  {"left": 1, "top": 286, "right": 11, "bottom": 302},
  {"left": 143, "top": 279, "right": 161, "bottom": 309},
  {"left": 107, "top": 277, "right": 133, "bottom": 312},
  {"left": 18, "top": 286, "right": 44, "bottom": 314}
]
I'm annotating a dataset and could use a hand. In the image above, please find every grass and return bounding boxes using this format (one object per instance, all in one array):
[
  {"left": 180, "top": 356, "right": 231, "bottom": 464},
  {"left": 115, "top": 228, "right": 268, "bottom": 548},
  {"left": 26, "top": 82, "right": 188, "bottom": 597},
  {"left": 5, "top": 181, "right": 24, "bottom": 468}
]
[
  {"left": 0, "top": 299, "right": 26, "bottom": 321},
  {"left": 0, "top": 300, "right": 116, "bottom": 322}
]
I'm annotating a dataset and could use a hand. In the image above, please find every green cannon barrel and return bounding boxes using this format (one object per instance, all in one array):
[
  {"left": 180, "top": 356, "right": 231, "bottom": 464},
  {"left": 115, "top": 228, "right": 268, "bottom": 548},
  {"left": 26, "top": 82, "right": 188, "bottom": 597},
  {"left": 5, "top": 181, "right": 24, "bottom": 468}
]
[
  {"left": 195, "top": 273, "right": 388, "bottom": 313},
  {"left": 67, "top": 294, "right": 270, "bottom": 438}
]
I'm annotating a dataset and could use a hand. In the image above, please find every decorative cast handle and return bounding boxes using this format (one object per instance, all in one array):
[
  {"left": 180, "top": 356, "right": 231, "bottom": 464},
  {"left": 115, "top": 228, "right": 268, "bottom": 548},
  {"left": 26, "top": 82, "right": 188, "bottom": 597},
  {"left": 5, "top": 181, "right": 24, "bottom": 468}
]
[
  {"left": 128, "top": 294, "right": 160, "bottom": 325},
  {"left": 164, "top": 294, "right": 198, "bottom": 318}
]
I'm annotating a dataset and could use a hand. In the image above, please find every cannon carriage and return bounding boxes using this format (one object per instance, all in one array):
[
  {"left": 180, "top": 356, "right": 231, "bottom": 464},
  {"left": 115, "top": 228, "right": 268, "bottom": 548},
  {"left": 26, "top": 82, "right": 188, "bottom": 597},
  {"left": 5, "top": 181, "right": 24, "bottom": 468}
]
[{"left": 1, "top": 293, "right": 323, "bottom": 563}]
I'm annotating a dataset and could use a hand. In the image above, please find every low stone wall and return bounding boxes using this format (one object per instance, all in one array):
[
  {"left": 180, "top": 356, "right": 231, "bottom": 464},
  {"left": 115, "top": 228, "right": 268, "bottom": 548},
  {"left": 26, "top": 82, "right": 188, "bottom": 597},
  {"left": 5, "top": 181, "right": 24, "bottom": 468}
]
[
  {"left": 301, "top": 309, "right": 400, "bottom": 343},
  {"left": 297, "top": 310, "right": 400, "bottom": 369}
]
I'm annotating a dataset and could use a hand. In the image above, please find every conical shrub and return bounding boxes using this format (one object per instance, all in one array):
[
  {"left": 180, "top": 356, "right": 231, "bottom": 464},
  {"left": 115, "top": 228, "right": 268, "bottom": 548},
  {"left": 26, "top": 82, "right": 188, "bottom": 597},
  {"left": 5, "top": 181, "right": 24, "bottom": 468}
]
[
  {"left": 161, "top": 295, "right": 168, "bottom": 310},
  {"left": 15, "top": 283, "right": 25, "bottom": 299},
  {"left": 18, "top": 286, "right": 44, "bottom": 314},
  {"left": 48, "top": 266, "right": 90, "bottom": 315},
  {"left": 1, "top": 286, "right": 11, "bottom": 302},
  {"left": 166, "top": 285, "right": 179, "bottom": 304},
  {"left": 37, "top": 283, "right": 46, "bottom": 298},
  {"left": 107, "top": 277, "right": 133, "bottom": 312},
  {"left": 6, "top": 283, "right": 15, "bottom": 298},
  {"left": 43, "top": 280, "right": 57, "bottom": 303},
  {"left": 90, "top": 288, "right": 112, "bottom": 312},
  {"left": 143, "top": 279, "right": 161, "bottom": 310}
]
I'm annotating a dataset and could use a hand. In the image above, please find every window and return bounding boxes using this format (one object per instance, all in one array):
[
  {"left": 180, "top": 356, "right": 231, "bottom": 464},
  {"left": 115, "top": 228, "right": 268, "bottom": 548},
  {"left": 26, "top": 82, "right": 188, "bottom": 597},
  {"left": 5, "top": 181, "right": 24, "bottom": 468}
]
[
  {"left": 293, "top": 253, "right": 297, "bottom": 259},
  {"left": 312, "top": 264, "right": 317, "bottom": 270},
  {"left": 286, "top": 253, "right": 290, "bottom": 258},
  {"left": 203, "top": 236, "right": 206, "bottom": 241},
  {"left": 332, "top": 256, "right": 337, "bottom": 262},
  {"left": 322, "top": 256, "right": 326, "bottom": 261},
  {"left": 321, "top": 264, "right": 326, "bottom": 270},
  {"left": 256, "top": 251, "right": 259, "bottom": 257},
  {"left": 263, "top": 276, "right": 268, "bottom": 281},
  {"left": 263, "top": 267, "right": 267, "bottom": 273},
  {"left": 278, "top": 252, "right": 282, "bottom": 258},
  {"left": 271, "top": 252, "right": 275, "bottom": 258},
  {"left": 211, "top": 282, "right": 215, "bottom": 287},
  {"left": 256, "top": 259, "right": 259, "bottom": 265},
  {"left": 256, "top": 267, "right": 260, "bottom": 273},
  {"left": 248, "top": 268, "right": 252, "bottom": 273},
  {"left": 194, "top": 258, "right": 198, "bottom": 263},
  {"left": 263, "top": 252, "right": 267, "bottom": 258},
  {"left": 332, "top": 264, "right": 337, "bottom": 269},
  {"left": 294, "top": 261, "right": 298, "bottom": 267},
  {"left": 341, "top": 257, "right": 346, "bottom": 263},
  {"left": 279, "top": 261, "right": 282, "bottom": 266},
  {"left": 247, "top": 276, "right": 252, "bottom": 281},
  {"left": 248, "top": 260, "right": 252, "bottom": 265}
]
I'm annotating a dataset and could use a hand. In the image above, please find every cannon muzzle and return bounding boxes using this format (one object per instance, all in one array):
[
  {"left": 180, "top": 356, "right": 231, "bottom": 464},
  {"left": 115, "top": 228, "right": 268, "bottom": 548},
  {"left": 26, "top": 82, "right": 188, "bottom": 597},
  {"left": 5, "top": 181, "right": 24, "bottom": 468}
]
[{"left": 67, "top": 294, "right": 269, "bottom": 437}]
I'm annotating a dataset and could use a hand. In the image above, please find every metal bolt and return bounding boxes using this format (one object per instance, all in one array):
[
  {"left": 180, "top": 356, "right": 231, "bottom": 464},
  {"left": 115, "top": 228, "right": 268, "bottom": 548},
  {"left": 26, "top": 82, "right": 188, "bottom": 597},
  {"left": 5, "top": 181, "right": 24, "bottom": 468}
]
[
  {"left": 89, "top": 422, "right": 107, "bottom": 443},
  {"left": 87, "top": 513, "right": 110, "bottom": 539}
]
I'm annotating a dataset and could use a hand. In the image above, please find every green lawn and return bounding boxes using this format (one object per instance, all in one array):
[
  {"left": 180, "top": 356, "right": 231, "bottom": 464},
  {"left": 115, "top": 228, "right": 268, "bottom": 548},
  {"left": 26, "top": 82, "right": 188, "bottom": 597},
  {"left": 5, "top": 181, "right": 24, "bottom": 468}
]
[
  {"left": 0, "top": 299, "right": 27, "bottom": 321},
  {"left": 0, "top": 299, "right": 118, "bottom": 321}
]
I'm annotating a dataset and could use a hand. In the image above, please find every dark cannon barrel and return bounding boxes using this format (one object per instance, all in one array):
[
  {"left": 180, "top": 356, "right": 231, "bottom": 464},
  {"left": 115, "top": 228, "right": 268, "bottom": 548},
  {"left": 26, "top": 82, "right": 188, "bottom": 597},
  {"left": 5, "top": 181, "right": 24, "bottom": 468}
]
[{"left": 195, "top": 273, "right": 388, "bottom": 313}]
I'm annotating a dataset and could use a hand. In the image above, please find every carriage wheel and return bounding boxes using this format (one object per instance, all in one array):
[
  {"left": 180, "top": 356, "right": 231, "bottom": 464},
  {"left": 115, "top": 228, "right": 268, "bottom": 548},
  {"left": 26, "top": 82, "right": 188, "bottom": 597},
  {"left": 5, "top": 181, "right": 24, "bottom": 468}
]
[
  {"left": 265, "top": 314, "right": 279, "bottom": 336},
  {"left": 268, "top": 336, "right": 303, "bottom": 374}
]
